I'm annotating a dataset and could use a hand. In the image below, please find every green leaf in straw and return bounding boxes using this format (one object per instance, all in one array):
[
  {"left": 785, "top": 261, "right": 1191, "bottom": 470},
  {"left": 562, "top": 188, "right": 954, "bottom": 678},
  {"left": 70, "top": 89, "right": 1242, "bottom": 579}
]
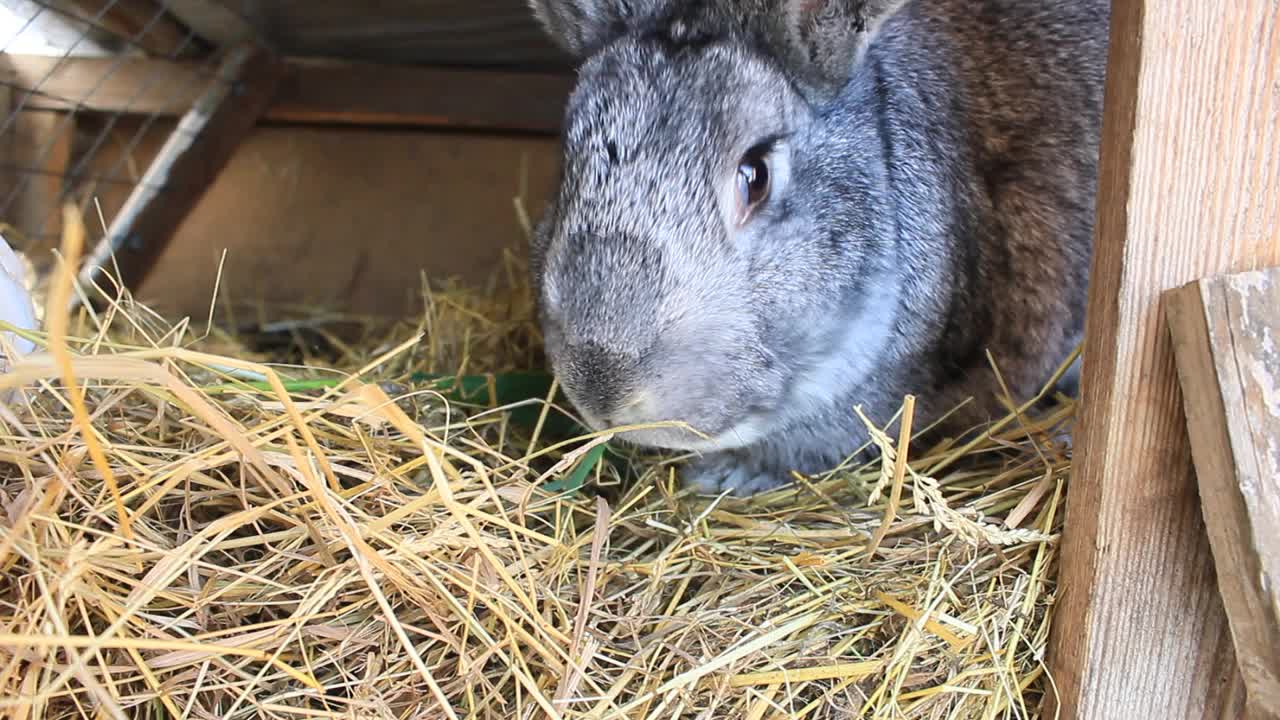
[{"left": 543, "top": 442, "right": 607, "bottom": 495}]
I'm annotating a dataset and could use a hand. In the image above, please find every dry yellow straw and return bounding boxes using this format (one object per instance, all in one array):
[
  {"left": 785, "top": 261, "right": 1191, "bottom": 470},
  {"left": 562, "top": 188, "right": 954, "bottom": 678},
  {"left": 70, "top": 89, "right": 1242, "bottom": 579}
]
[
  {"left": 0, "top": 633, "right": 322, "bottom": 690},
  {"left": 46, "top": 202, "right": 131, "bottom": 538},
  {"left": 0, "top": 250, "right": 1073, "bottom": 718},
  {"left": 865, "top": 394, "right": 915, "bottom": 559},
  {"left": 728, "top": 659, "right": 883, "bottom": 687}
]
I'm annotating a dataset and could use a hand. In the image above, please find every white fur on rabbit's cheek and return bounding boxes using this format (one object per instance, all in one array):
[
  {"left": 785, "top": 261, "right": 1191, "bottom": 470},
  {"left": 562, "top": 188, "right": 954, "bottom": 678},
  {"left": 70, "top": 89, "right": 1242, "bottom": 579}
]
[
  {"left": 703, "top": 414, "right": 770, "bottom": 449},
  {"left": 670, "top": 413, "right": 770, "bottom": 452},
  {"left": 785, "top": 277, "right": 902, "bottom": 420},
  {"left": 611, "top": 412, "right": 768, "bottom": 454}
]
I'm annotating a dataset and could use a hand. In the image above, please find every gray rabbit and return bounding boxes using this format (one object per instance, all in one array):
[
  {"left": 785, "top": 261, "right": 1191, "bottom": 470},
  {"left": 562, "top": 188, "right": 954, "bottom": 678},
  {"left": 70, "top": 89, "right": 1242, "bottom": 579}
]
[{"left": 526, "top": 0, "right": 1109, "bottom": 496}]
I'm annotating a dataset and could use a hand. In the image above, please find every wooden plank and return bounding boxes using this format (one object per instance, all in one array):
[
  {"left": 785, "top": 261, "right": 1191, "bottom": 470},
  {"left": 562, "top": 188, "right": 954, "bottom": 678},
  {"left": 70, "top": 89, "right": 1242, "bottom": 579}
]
[
  {"left": 1, "top": 111, "right": 73, "bottom": 253},
  {"left": 157, "top": 0, "right": 253, "bottom": 48},
  {"left": 1046, "top": 0, "right": 1279, "bottom": 717},
  {"left": 57, "top": 0, "right": 200, "bottom": 56},
  {"left": 0, "top": 55, "right": 201, "bottom": 115},
  {"left": 0, "top": 54, "right": 75, "bottom": 252},
  {"left": 0, "top": 0, "right": 115, "bottom": 55},
  {"left": 267, "top": 59, "right": 572, "bottom": 133},
  {"left": 110, "top": 122, "right": 560, "bottom": 318},
  {"left": 2, "top": 55, "right": 574, "bottom": 134},
  {"left": 1167, "top": 268, "right": 1280, "bottom": 720},
  {"left": 75, "top": 43, "right": 283, "bottom": 295}
]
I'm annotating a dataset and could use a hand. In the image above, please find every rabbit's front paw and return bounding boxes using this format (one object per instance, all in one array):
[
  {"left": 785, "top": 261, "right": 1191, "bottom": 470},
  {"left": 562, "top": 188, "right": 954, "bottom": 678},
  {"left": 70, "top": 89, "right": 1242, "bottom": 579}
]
[{"left": 683, "top": 453, "right": 789, "bottom": 497}]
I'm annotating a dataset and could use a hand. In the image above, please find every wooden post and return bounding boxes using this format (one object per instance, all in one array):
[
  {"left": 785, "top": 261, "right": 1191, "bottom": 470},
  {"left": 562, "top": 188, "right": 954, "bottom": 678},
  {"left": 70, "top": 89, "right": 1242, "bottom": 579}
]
[
  {"left": 1046, "top": 0, "right": 1279, "bottom": 718},
  {"left": 1, "top": 53, "right": 75, "bottom": 252},
  {"left": 75, "top": 43, "right": 283, "bottom": 296},
  {"left": 1167, "top": 268, "right": 1280, "bottom": 720}
]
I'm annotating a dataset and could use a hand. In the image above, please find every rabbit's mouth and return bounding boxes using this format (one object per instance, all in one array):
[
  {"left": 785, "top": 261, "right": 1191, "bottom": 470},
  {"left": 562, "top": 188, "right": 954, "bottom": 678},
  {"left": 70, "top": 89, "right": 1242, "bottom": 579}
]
[{"left": 607, "top": 410, "right": 773, "bottom": 453}]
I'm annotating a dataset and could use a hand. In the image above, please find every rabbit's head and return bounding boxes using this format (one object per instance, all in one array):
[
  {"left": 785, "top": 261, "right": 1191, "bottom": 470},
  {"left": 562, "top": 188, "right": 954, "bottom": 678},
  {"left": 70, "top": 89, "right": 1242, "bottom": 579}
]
[{"left": 529, "top": 0, "right": 909, "bottom": 452}]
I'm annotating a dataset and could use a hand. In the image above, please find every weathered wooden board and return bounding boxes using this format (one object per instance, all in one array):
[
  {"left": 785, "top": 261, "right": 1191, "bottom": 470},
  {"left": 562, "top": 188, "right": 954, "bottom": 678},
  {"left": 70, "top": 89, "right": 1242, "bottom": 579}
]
[
  {"left": 1167, "top": 268, "right": 1280, "bottom": 720},
  {"left": 1046, "top": 0, "right": 1279, "bottom": 718},
  {"left": 156, "top": 0, "right": 254, "bottom": 49},
  {"left": 1, "top": 54, "right": 206, "bottom": 115},
  {"left": 267, "top": 58, "right": 572, "bottom": 133},
  {"left": 0, "top": 106, "right": 74, "bottom": 253},
  {"left": 58, "top": 0, "right": 201, "bottom": 56},
  {"left": 0, "top": 0, "right": 115, "bottom": 55},
  {"left": 117, "top": 123, "right": 560, "bottom": 319},
  {"left": 76, "top": 43, "right": 283, "bottom": 294},
  {"left": 2, "top": 54, "right": 574, "bottom": 134}
]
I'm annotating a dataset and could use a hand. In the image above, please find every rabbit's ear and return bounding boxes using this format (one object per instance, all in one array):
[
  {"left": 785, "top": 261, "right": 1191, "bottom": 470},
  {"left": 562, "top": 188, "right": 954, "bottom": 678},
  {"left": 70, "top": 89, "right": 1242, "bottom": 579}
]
[
  {"left": 764, "top": 0, "right": 909, "bottom": 102},
  {"left": 528, "top": 0, "right": 664, "bottom": 58}
]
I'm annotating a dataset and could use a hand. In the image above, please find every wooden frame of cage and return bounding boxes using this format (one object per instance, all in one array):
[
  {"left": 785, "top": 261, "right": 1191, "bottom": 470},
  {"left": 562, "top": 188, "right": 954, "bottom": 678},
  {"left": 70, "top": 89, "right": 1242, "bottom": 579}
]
[
  {"left": 1045, "top": 1, "right": 1279, "bottom": 718},
  {"left": 2, "top": 0, "right": 1278, "bottom": 717}
]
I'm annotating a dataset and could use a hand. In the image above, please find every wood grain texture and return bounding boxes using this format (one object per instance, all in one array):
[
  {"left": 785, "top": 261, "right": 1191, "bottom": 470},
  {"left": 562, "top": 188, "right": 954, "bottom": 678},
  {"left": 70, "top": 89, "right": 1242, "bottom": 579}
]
[
  {"left": 268, "top": 59, "right": 573, "bottom": 134},
  {"left": 2, "top": 54, "right": 206, "bottom": 115},
  {"left": 0, "top": 0, "right": 115, "bottom": 56},
  {"left": 0, "top": 110, "right": 73, "bottom": 254},
  {"left": 1047, "top": 0, "right": 1279, "bottom": 718},
  {"left": 59, "top": 0, "right": 200, "bottom": 56},
  {"left": 157, "top": 0, "right": 254, "bottom": 48},
  {"left": 76, "top": 43, "right": 283, "bottom": 294},
  {"left": 4, "top": 55, "right": 573, "bottom": 134},
  {"left": 1168, "top": 269, "right": 1280, "bottom": 720},
  {"left": 146, "top": 127, "right": 559, "bottom": 318},
  {"left": 71, "top": 118, "right": 561, "bottom": 319}
]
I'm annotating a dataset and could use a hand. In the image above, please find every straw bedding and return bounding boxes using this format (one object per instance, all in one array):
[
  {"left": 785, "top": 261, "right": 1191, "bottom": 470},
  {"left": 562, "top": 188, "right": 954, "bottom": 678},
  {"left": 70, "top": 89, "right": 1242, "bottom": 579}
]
[{"left": 0, "top": 224, "right": 1074, "bottom": 718}]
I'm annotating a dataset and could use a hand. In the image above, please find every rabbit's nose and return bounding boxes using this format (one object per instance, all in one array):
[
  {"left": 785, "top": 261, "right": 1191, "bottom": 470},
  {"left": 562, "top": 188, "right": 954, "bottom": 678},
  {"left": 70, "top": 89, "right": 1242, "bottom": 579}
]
[{"left": 563, "top": 342, "right": 639, "bottom": 424}]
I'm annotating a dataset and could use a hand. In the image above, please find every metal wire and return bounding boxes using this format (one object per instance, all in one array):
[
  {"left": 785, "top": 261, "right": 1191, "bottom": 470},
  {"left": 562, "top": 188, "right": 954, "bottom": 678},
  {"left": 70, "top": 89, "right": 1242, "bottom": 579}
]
[
  {"left": 0, "top": 2, "right": 48, "bottom": 54},
  {"left": 0, "top": 1, "right": 125, "bottom": 137},
  {"left": 23, "top": 0, "right": 205, "bottom": 57},
  {"left": 58, "top": 30, "right": 209, "bottom": 190},
  {"left": 0, "top": 0, "right": 242, "bottom": 249},
  {"left": 0, "top": 161, "right": 138, "bottom": 186}
]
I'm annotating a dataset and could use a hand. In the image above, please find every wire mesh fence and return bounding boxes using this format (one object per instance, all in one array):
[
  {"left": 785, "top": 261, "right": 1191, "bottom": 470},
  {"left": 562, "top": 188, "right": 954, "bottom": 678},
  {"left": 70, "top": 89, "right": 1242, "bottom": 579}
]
[{"left": 0, "top": 0, "right": 247, "bottom": 283}]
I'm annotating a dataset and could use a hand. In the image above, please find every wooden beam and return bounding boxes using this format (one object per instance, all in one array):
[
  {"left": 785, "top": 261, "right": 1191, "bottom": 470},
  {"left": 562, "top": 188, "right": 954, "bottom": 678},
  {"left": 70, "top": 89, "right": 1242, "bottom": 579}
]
[
  {"left": 0, "top": 0, "right": 115, "bottom": 55},
  {"left": 1046, "top": 0, "right": 1279, "bottom": 718},
  {"left": 267, "top": 59, "right": 572, "bottom": 133},
  {"left": 1167, "top": 268, "right": 1280, "bottom": 720},
  {"left": 0, "top": 111, "right": 73, "bottom": 253},
  {"left": 58, "top": 0, "right": 199, "bottom": 57},
  {"left": 1, "top": 54, "right": 76, "bottom": 251},
  {"left": 152, "top": 0, "right": 254, "bottom": 49},
  {"left": 1, "top": 55, "right": 574, "bottom": 135},
  {"left": 76, "top": 43, "right": 283, "bottom": 295},
  {"left": 2, "top": 54, "right": 210, "bottom": 115}
]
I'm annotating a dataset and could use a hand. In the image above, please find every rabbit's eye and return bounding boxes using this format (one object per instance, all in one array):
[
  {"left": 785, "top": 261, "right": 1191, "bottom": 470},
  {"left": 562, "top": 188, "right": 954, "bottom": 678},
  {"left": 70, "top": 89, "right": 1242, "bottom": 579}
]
[{"left": 735, "top": 147, "right": 771, "bottom": 223}]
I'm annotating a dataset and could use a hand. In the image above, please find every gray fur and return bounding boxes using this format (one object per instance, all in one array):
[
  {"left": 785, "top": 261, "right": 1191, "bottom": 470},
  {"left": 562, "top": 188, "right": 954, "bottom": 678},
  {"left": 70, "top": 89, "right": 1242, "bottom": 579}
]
[{"left": 527, "top": 0, "right": 1110, "bottom": 495}]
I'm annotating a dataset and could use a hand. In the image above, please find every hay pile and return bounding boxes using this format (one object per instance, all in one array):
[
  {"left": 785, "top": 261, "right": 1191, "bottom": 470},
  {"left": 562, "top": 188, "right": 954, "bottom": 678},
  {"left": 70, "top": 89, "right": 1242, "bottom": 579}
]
[{"left": 0, "top": 228, "right": 1074, "bottom": 718}]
